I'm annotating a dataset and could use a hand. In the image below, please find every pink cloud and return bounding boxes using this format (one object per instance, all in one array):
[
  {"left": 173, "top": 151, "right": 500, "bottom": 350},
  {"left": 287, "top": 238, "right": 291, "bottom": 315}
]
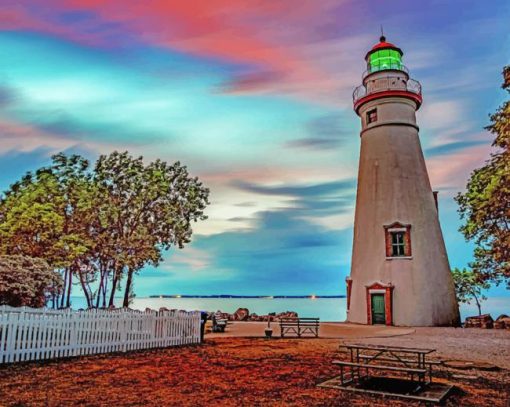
[
  {"left": 0, "top": 118, "right": 127, "bottom": 154},
  {"left": 0, "top": 1, "right": 359, "bottom": 102},
  {"left": 427, "top": 142, "right": 493, "bottom": 194}
]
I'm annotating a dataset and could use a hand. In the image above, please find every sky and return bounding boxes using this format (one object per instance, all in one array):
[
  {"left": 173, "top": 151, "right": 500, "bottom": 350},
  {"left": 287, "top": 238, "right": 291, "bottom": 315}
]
[{"left": 0, "top": 1, "right": 508, "bottom": 297}]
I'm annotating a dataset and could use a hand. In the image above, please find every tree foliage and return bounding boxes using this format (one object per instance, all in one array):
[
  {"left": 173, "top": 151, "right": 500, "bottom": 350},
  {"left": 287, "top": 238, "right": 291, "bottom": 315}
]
[
  {"left": 0, "top": 255, "right": 63, "bottom": 307},
  {"left": 455, "top": 66, "right": 510, "bottom": 288},
  {"left": 0, "top": 151, "right": 209, "bottom": 308},
  {"left": 451, "top": 267, "right": 490, "bottom": 316}
]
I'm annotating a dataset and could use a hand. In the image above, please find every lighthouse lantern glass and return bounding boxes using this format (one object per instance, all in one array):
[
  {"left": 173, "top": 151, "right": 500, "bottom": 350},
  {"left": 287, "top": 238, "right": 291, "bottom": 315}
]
[{"left": 368, "top": 49, "right": 402, "bottom": 74}]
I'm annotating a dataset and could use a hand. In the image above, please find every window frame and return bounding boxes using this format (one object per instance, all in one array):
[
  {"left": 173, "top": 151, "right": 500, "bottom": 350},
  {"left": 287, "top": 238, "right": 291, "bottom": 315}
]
[
  {"left": 384, "top": 222, "right": 412, "bottom": 258},
  {"left": 390, "top": 231, "right": 406, "bottom": 257},
  {"left": 367, "top": 108, "right": 378, "bottom": 124}
]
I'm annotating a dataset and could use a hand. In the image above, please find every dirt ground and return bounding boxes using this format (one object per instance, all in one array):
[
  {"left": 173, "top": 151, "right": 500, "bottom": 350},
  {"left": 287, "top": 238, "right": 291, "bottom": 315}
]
[{"left": 0, "top": 333, "right": 509, "bottom": 406}]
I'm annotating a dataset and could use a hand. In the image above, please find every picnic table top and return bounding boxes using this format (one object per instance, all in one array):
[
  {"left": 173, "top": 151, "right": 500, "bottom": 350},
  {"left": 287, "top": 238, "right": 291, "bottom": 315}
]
[{"left": 342, "top": 343, "right": 436, "bottom": 354}]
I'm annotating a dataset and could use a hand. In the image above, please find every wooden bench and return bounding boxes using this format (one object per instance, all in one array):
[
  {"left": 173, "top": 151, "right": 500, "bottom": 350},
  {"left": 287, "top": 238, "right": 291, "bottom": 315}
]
[
  {"left": 279, "top": 317, "right": 319, "bottom": 338},
  {"left": 212, "top": 318, "right": 228, "bottom": 333}
]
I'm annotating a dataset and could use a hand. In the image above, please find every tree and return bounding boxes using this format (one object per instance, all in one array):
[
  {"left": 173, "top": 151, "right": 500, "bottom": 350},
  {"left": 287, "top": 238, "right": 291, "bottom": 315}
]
[
  {"left": 0, "top": 255, "right": 63, "bottom": 307},
  {"left": 0, "top": 155, "right": 97, "bottom": 308},
  {"left": 455, "top": 66, "right": 510, "bottom": 288},
  {"left": 0, "top": 151, "right": 210, "bottom": 308},
  {"left": 94, "top": 152, "right": 210, "bottom": 307},
  {"left": 451, "top": 268, "right": 490, "bottom": 316}
]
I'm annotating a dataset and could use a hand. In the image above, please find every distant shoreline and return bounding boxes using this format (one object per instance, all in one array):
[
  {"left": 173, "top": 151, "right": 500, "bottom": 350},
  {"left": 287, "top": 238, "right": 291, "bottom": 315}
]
[{"left": 148, "top": 295, "right": 346, "bottom": 299}]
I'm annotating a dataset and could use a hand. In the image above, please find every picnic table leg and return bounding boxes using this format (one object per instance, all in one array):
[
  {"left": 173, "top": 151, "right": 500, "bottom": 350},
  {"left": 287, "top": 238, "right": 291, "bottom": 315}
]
[{"left": 356, "top": 349, "right": 360, "bottom": 381}]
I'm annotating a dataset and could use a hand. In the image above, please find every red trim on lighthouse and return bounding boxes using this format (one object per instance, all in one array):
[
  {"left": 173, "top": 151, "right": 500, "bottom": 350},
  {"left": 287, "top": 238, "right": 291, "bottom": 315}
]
[
  {"left": 365, "top": 42, "right": 403, "bottom": 60},
  {"left": 354, "top": 90, "right": 422, "bottom": 113},
  {"left": 346, "top": 278, "right": 353, "bottom": 310}
]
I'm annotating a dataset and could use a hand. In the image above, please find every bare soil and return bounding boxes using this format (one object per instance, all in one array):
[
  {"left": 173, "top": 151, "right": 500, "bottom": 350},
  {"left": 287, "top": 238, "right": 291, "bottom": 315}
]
[{"left": 0, "top": 334, "right": 508, "bottom": 406}]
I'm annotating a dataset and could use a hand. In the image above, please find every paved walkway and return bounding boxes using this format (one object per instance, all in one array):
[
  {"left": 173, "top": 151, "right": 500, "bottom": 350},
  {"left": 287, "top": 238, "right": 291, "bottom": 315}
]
[{"left": 207, "top": 321, "right": 414, "bottom": 339}]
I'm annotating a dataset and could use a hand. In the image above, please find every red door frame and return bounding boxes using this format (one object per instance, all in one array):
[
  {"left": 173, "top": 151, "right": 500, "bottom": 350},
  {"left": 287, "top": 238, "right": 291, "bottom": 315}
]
[{"left": 366, "top": 282, "right": 394, "bottom": 326}]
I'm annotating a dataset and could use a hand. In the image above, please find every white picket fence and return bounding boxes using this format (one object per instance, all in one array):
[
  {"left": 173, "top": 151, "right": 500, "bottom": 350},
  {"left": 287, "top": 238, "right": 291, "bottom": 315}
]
[{"left": 0, "top": 305, "right": 201, "bottom": 364}]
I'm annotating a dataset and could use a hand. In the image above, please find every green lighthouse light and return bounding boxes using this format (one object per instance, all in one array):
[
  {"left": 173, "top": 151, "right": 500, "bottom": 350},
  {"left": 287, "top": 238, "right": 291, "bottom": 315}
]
[{"left": 368, "top": 49, "right": 403, "bottom": 73}]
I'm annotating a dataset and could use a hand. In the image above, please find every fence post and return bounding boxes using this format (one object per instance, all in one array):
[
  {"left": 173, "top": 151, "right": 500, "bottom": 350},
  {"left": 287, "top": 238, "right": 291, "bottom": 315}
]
[
  {"left": 121, "top": 311, "right": 128, "bottom": 352},
  {"left": 69, "top": 312, "right": 77, "bottom": 357}
]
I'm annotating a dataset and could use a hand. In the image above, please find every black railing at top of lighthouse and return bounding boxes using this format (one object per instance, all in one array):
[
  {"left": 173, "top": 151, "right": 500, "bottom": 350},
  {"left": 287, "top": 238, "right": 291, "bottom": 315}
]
[{"left": 353, "top": 76, "right": 422, "bottom": 104}]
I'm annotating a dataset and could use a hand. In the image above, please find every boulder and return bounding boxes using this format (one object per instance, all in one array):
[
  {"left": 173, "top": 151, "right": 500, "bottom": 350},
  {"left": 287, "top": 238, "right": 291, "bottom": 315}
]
[
  {"left": 233, "top": 307, "right": 250, "bottom": 321},
  {"left": 494, "top": 315, "right": 510, "bottom": 329},
  {"left": 464, "top": 314, "right": 493, "bottom": 328},
  {"left": 276, "top": 311, "right": 298, "bottom": 319}
]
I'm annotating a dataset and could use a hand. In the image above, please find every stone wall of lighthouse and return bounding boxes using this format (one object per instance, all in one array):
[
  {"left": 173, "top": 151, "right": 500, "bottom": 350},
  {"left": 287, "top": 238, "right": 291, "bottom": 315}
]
[{"left": 346, "top": 42, "right": 460, "bottom": 327}]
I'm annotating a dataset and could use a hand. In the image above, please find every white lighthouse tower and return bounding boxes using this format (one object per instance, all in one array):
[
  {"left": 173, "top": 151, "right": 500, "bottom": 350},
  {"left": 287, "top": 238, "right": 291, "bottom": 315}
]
[{"left": 346, "top": 36, "right": 460, "bottom": 326}]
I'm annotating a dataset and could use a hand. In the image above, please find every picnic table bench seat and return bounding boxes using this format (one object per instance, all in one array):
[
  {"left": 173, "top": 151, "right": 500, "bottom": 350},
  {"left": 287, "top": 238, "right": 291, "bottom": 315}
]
[
  {"left": 332, "top": 360, "right": 427, "bottom": 374},
  {"left": 358, "top": 354, "right": 442, "bottom": 365},
  {"left": 279, "top": 317, "right": 319, "bottom": 338}
]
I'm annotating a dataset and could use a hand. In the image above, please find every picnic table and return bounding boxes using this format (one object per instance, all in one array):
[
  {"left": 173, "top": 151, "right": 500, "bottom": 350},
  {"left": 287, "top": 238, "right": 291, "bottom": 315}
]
[{"left": 333, "top": 343, "right": 439, "bottom": 392}]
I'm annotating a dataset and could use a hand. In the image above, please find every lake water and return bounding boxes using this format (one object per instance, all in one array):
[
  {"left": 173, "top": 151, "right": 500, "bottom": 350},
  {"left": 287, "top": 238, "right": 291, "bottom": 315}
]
[{"left": 70, "top": 296, "right": 509, "bottom": 322}]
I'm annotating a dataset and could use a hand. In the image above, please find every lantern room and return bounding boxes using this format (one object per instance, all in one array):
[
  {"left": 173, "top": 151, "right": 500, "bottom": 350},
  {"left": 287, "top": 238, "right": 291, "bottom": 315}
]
[{"left": 365, "top": 36, "right": 404, "bottom": 75}]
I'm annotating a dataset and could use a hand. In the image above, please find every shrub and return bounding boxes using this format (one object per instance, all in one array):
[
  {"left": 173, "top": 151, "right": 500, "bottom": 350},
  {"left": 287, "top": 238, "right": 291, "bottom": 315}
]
[{"left": 0, "top": 255, "right": 63, "bottom": 307}]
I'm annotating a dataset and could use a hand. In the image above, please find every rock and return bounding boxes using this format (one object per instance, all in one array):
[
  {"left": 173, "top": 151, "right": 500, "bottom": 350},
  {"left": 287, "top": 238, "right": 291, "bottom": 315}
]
[
  {"left": 494, "top": 315, "right": 510, "bottom": 329},
  {"left": 233, "top": 308, "right": 250, "bottom": 321},
  {"left": 276, "top": 311, "right": 298, "bottom": 319},
  {"left": 464, "top": 314, "right": 493, "bottom": 328}
]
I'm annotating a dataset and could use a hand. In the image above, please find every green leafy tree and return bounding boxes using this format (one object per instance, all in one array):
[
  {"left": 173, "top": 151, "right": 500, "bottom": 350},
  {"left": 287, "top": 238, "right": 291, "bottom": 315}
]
[
  {"left": 0, "top": 155, "right": 97, "bottom": 308},
  {"left": 451, "top": 268, "right": 490, "bottom": 316},
  {"left": 94, "top": 152, "right": 210, "bottom": 307},
  {"left": 455, "top": 66, "right": 510, "bottom": 288},
  {"left": 0, "top": 170, "right": 65, "bottom": 264},
  {"left": 0, "top": 255, "right": 63, "bottom": 307},
  {"left": 0, "top": 151, "right": 209, "bottom": 308}
]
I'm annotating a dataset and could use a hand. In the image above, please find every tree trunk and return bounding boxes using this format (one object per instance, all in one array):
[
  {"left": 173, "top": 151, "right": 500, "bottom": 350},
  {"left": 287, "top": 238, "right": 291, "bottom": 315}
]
[
  {"left": 474, "top": 294, "right": 482, "bottom": 316},
  {"left": 102, "top": 271, "right": 108, "bottom": 308},
  {"left": 65, "top": 270, "right": 72, "bottom": 308},
  {"left": 109, "top": 267, "right": 120, "bottom": 307},
  {"left": 60, "top": 268, "right": 68, "bottom": 308},
  {"left": 78, "top": 268, "right": 92, "bottom": 308},
  {"left": 123, "top": 268, "right": 134, "bottom": 308},
  {"left": 96, "top": 264, "right": 105, "bottom": 308}
]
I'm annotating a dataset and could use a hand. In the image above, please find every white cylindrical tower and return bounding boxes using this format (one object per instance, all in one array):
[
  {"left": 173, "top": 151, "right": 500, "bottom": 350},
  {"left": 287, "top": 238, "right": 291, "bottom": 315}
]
[{"left": 346, "top": 36, "right": 460, "bottom": 326}]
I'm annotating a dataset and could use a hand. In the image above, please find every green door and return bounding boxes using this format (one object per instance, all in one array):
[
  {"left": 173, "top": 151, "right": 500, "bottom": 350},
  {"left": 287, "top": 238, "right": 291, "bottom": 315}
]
[{"left": 371, "top": 294, "right": 386, "bottom": 325}]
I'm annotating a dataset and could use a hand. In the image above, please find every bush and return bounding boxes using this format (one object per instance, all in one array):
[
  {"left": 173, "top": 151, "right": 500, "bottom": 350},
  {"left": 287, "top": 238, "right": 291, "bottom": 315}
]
[{"left": 0, "top": 255, "right": 63, "bottom": 307}]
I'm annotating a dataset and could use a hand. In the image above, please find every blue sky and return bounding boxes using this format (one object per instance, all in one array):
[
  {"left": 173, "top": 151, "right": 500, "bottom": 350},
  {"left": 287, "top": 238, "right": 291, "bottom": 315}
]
[{"left": 0, "top": 1, "right": 509, "bottom": 296}]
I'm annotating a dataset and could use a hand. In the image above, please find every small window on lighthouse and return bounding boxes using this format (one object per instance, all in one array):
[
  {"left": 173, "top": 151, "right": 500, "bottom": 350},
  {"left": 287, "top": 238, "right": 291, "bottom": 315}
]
[
  {"left": 384, "top": 222, "right": 412, "bottom": 258},
  {"left": 390, "top": 232, "right": 406, "bottom": 256},
  {"left": 367, "top": 108, "right": 378, "bottom": 124}
]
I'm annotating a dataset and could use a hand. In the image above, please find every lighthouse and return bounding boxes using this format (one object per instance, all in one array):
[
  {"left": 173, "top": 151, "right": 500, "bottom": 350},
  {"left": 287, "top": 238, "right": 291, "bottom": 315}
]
[{"left": 346, "top": 36, "right": 460, "bottom": 326}]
